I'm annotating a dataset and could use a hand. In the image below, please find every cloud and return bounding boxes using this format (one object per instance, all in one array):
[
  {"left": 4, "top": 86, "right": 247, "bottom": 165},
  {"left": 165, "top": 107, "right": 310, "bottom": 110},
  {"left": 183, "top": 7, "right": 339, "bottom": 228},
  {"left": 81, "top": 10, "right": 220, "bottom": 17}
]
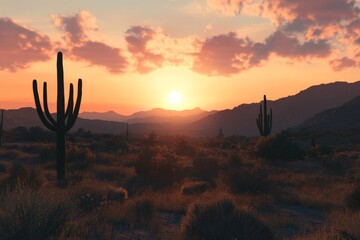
[
  {"left": 193, "top": 30, "right": 331, "bottom": 76},
  {"left": 52, "top": 10, "right": 97, "bottom": 45},
  {"left": 0, "top": 18, "right": 53, "bottom": 72},
  {"left": 206, "top": 0, "right": 251, "bottom": 16},
  {"left": 72, "top": 41, "right": 128, "bottom": 73},
  {"left": 53, "top": 11, "right": 128, "bottom": 73},
  {"left": 262, "top": 0, "right": 358, "bottom": 28},
  {"left": 125, "top": 26, "right": 165, "bottom": 73},
  {"left": 192, "top": 32, "right": 253, "bottom": 75},
  {"left": 330, "top": 57, "right": 357, "bottom": 71}
]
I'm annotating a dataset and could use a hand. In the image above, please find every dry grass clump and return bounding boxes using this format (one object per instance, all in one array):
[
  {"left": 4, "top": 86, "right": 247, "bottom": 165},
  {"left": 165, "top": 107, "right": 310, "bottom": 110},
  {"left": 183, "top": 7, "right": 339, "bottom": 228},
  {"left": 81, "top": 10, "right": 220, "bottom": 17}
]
[
  {"left": 0, "top": 188, "right": 71, "bottom": 240},
  {"left": 3, "top": 164, "right": 46, "bottom": 192},
  {"left": 181, "top": 181, "right": 210, "bottom": 195},
  {"left": 181, "top": 198, "right": 275, "bottom": 240}
]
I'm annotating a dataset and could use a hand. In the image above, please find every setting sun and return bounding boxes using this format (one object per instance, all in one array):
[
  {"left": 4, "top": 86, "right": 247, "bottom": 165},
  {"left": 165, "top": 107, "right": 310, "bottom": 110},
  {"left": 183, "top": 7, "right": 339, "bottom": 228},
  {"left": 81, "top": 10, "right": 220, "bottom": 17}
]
[{"left": 168, "top": 91, "right": 182, "bottom": 106}]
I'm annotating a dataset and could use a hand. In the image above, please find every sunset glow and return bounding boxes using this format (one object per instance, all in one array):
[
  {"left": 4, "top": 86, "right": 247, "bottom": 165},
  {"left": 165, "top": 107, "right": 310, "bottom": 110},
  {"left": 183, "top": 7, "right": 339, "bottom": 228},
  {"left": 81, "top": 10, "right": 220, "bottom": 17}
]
[
  {"left": 0, "top": 1, "right": 359, "bottom": 114},
  {"left": 168, "top": 91, "right": 182, "bottom": 106}
]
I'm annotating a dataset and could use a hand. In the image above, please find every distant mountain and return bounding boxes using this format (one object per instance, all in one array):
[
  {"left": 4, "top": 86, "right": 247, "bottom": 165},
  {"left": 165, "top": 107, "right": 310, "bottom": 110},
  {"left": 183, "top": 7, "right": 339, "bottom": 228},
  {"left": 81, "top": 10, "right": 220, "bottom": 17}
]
[
  {"left": 185, "top": 81, "right": 360, "bottom": 136},
  {"left": 79, "top": 107, "right": 215, "bottom": 124},
  {"left": 3, "top": 81, "right": 360, "bottom": 137},
  {"left": 2, "top": 107, "right": 127, "bottom": 135},
  {"left": 79, "top": 111, "right": 127, "bottom": 122},
  {"left": 298, "top": 95, "right": 360, "bottom": 131}
]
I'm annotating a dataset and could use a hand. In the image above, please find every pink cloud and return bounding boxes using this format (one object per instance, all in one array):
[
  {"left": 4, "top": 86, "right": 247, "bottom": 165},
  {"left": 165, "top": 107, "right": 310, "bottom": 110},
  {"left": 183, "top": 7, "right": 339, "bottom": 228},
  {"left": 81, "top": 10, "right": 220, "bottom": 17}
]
[
  {"left": 53, "top": 11, "right": 127, "bottom": 73},
  {"left": 0, "top": 18, "right": 53, "bottom": 72},
  {"left": 72, "top": 41, "right": 128, "bottom": 73},
  {"left": 125, "top": 26, "right": 164, "bottom": 73},
  {"left": 263, "top": 0, "right": 358, "bottom": 27},
  {"left": 52, "top": 10, "right": 97, "bottom": 45},
  {"left": 330, "top": 56, "right": 359, "bottom": 71},
  {"left": 193, "top": 31, "right": 331, "bottom": 76},
  {"left": 206, "top": 0, "right": 251, "bottom": 16},
  {"left": 192, "top": 32, "right": 253, "bottom": 76}
]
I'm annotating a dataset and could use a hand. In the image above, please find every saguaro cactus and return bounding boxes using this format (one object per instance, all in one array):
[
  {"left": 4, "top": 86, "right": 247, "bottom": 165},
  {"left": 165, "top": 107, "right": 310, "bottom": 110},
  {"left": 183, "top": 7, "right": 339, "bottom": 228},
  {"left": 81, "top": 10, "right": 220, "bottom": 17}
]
[
  {"left": 256, "top": 95, "right": 272, "bottom": 137},
  {"left": 0, "top": 110, "right": 3, "bottom": 146},
  {"left": 33, "top": 52, "right": 82, "bottom": 181}
]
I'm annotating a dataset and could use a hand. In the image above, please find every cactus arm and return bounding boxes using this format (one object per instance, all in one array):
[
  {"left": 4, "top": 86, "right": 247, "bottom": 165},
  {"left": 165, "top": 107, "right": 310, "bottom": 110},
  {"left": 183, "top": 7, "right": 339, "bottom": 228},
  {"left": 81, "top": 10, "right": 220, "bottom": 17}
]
[
  {"left": 65, "top": 79, "right": 82, "bottom": 132},
  {"left": 32, "top": 80, "right": 57, "bottom": 131},
  {"left": 57, "top": 52, "right": 65, "bottom": 130},
  {"left": 43, "top": 82, "right": 57, "bottom": 126},
  {"left": 65, "top": 83, "right": 74, "bottom": 120}
]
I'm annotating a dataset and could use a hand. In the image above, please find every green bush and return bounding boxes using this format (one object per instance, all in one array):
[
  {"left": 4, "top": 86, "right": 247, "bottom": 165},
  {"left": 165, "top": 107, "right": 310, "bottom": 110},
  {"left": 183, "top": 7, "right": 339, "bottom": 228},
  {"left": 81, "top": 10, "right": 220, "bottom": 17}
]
[
  {"left": 181, "top": 198, "right": 274, "bottom": 240},
  {"left": 254, "top": 134, "right": 305, "bottom": 161},
  {"left": 0, "top": 189, "right": 71, "bottom": 240}
]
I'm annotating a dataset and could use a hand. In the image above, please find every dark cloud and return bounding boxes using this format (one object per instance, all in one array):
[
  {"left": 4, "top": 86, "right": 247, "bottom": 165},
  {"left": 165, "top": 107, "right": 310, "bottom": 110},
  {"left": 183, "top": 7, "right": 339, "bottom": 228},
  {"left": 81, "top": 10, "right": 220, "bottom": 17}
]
[
  {"left": 125, "top": 26, "right": 164, "bottom": 73},
  {"left": 0, "top": 18, "right": 53, "bottom": 72}
]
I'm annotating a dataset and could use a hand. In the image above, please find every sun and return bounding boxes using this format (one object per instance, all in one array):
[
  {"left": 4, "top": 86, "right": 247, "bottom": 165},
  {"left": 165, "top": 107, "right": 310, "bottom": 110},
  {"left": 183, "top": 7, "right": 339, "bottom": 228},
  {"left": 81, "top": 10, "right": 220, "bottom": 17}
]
[{"left": 168, "top": 91, "right": 182, "bottom": 105}]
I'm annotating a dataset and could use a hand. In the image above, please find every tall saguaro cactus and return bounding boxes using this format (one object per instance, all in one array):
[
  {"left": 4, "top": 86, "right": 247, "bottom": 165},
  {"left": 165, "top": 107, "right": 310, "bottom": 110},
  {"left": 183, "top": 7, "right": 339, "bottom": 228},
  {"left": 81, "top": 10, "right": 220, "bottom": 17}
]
[
  {"left": 0, "top": 110, "right": 3, "bottom": 146},
  {"left": 33, "top": 52, "right": 82, "bottom": 181},
  {"left": 256, "top": 95, "right": 272, "bottom": 137}
]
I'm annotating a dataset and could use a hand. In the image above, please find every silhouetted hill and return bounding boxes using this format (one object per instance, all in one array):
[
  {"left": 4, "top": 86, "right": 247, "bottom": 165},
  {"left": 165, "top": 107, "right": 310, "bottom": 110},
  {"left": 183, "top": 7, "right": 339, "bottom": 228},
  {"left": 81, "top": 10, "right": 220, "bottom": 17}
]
[
  {"left": 79, "top": 107, "right": 215, "bottom": 124},
  {"left": 186, "top": 81, "right": 360, "bottom": 136},
  {"left": 298, "top": 95, "right": 360, "bottom": 131},
  {"left": 2, "top": 107, "right": 127, "bottom": 135}
]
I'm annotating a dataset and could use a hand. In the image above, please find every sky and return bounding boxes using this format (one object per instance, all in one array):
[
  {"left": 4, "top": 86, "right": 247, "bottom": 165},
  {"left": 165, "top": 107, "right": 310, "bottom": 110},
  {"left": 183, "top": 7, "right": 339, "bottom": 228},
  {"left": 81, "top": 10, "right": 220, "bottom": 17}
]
[{"left": 0, "top": 0, "right": 359, "bottom": 114}]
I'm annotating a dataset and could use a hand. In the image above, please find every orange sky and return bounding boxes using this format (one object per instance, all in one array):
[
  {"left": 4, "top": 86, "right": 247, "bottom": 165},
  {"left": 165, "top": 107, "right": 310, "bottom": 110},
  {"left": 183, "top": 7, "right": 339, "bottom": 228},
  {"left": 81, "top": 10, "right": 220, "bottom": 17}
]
[{"left": 0, "top": 1, "right": 359, "bottom": 115}]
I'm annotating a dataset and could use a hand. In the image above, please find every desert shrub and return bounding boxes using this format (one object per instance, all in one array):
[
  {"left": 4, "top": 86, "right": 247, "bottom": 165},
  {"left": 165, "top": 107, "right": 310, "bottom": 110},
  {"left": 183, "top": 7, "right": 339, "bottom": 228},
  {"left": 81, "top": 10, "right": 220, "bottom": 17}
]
[
  {"left": 181, "top": 198, "right": 274, "bottom": 240},
  {"left": 134, "top": 147, "right": 176, "bottom": 185},
  {"left": 105, "top": 135, "right": 129, "bottom": 153},
  {"left": 320, "top": 155, "right": 350, "bottom": 176},
  {"left": 254, "top": 134, "right": 305, "bottom": 161},
  {"left": 0, "top": 188, "right": 71, "bottom": 240},
  {"left": 107, "top": 186, "right": 128, "bottom": 202},
  {"left": 67, "top": 145, "right": 96, "bottom": 170},
  {"left": 5, "top": 164, "right": 46, "bottom": 191},
  {"left": 74, "top": 183, "right": 128, "bottom": 212},
  {"left": 175, "top": 135, "right": 194, "bottom": 156},
  {"left": 192, "top": 156, "right": 218, "bottom": 183},
  {"left": 36, "top": 143, "right": 56, "bottom": 163},
  {"left": 346, "top": 183, "right": 360, "bottom": 210},
  {"left": 181, "top": 181, "right": 210, "bottom": 195},
  {"left": 123, "top": 198, "right": 157, "bottom": 228},
  {"left": 0, "top": 162, "right": 6, "bottom": 173},
  {"left": 223, "top": 166, "right": 269, "bottom": 194}
]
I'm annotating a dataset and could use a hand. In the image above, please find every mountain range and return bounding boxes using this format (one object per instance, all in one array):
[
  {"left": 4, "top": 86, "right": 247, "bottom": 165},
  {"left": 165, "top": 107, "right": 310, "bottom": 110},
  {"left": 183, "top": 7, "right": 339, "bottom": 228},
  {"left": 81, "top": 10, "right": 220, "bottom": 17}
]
[{"left": 2, "top": 80, "right": 360, "bottom": 137}]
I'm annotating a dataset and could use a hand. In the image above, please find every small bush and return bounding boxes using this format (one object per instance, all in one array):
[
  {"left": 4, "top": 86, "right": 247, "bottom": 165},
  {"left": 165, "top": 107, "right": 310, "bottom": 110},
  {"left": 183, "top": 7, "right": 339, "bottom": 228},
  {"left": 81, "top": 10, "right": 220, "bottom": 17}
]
[
  {"left": 223, "top": 167, "right": 269, "bottom": 194},
  {"left": 0, "top": 163, "right": 6, "bottom": 173},
  {"left": 124, "top": 198, "right": 157, "bottom": 228},
  {"left": 181, "top": 198, "right": 274, "bottom": 240},
  {"left": 320, "top": 155, "right": 350, "bottom": 176},
  {"left": 254, "top": 134, "right": 305, "bottom": 161},
  {"left": 181, "top": 181, "right": 210, "bottom": 195},
  {"left": 175, "top": 135, "right": 194, "bottom": 156},
  {"left": 346, "top": 184, "right": 360, "bottom": 210},
  {"left": 5, "top": 164, "right": 46, "bottom": 191},
  {"left": 134, "top": 147, "right": 176, "bottom": 185},
  {"left": 107, "top": 187, "right": 128, "bottom": 202},
  {"left": 192, "top": 157, "right": 218, "bottom": 183},
  {"left": 67, "top": 145, "right": 96, "bottom": 170},
  {"left": 0, "top": 189, "right": 71, "bottom": 240}
]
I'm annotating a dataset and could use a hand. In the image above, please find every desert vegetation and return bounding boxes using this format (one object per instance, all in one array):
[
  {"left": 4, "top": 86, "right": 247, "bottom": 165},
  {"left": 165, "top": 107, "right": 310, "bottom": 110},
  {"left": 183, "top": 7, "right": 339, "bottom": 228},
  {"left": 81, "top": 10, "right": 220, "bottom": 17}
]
[{"left": 0, "top": 126, "right": 359, "bottom": 240}]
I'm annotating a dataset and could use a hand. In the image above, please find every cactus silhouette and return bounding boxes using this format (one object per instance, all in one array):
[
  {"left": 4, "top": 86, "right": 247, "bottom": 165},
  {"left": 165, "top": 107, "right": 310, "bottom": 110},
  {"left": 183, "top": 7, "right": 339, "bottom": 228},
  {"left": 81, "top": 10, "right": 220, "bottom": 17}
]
[
  {"left": 256, "top": 95, "right": 272, "bottom": 137},
  {"left": 0, "top": 110, "right": 3, "bottom": 146},
  {"left": 33, "top": 52, "right": 82, "bottom": 181}
]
